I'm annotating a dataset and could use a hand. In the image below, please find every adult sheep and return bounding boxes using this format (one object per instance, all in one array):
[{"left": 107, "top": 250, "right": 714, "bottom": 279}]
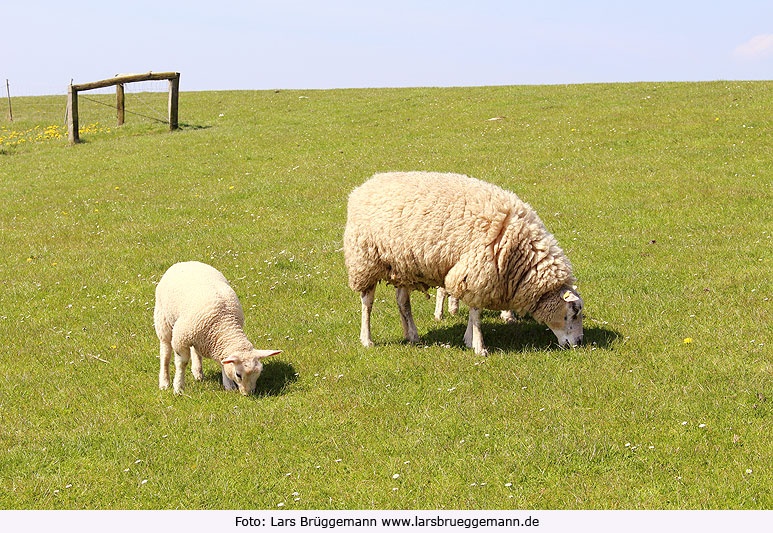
[
  {"left": 154, "top": 261, "right": 281, "bottom": 395},
  {"left": 343, "top": 171, "right": 583, "bottom": 355}
]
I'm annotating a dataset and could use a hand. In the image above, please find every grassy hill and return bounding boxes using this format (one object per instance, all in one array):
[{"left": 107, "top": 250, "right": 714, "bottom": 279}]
[{"left": 0, "top": 82, "right": 771, "bottom": 509}]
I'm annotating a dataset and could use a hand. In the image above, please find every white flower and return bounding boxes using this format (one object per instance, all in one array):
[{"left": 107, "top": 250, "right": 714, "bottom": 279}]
[
  {"left": 746, "top": 469, "right": 753, "bottom": 474},
  {"left": 699, "top": 424, "right": 706, "bottom": 428},
  {"left": 505, "top": 483, "right": 512, "bottom": 487},
  {"left": 392, "top": 474, "right": 400, "bottom": 479}
]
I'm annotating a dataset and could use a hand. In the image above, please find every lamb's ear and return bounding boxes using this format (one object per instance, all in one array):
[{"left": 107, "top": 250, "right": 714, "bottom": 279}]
[
  {"left": 222, "top": 355, "right": 240, "bottom": 365},
  {"left": 255, "top": 350, "right": 282, "bottom": 359},
  {"left": 562, "top": 290, "right": 580, "bottom": 303}
]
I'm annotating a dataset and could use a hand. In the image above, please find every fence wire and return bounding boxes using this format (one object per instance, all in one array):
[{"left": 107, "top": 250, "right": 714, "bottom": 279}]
[{"left": 3, "top": 79, "right": 171, "bottom": 127}]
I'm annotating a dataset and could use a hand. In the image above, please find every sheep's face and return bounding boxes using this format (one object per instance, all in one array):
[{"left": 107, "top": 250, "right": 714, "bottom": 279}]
[
  {"left": 222, "top": 349, "right": 281, "bottom": 395},
  {"left": 535, "top": 287, "right": 584, "bottom": 348}
]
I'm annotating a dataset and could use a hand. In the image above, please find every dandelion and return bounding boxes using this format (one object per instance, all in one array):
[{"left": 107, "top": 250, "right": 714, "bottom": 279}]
[{"left": 683, "top": 338, "right": 693, "bottom": 344}]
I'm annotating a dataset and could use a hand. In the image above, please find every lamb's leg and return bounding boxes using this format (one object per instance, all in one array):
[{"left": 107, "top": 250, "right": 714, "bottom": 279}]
[
  {"left": 396, "top": 287, "right": 420, "bottom": 343},
  {"left": 221, "top": 366, "right": 238, "bottom": 391},
  {"left": 463, "top": 308, "right": 488, "bottom": 356},
  {"left": 172, "top": 346, "right": 191, "bottom": 395},
  {"left": 434, "top": 287, "right": 447, "bottom": 321},
  {"left": 448, "top": 295, "right": 459, "bottom": 316},
  {"left": 190, "top": 346, "right": 203, "bottom": 381},
  {"left": 360, "top": 285, "right": 376, "bottom": 347},
  {"left": 159, "top": 339, "right": 173, "bottom": 390}
]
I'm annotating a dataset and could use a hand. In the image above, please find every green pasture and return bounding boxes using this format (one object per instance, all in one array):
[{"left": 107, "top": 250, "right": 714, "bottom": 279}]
[{"left": 0, "top": 81, "right": 771, "bottom": 509}]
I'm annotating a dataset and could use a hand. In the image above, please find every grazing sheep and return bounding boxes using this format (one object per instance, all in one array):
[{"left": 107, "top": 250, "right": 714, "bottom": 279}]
[
  {"left": 343, "top": 171, "right": 583, "bottom": 355},
  {"left": 154, "top": 261, "right": 281, "bottom": 395},
  {"left": 434, "top": 287, "right": 515, "bottom": 323}
]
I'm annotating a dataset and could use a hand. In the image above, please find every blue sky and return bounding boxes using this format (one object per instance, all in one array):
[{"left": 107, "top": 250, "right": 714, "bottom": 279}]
[{"left": 5, "top": 1, "right": 773, "bottom": 95}]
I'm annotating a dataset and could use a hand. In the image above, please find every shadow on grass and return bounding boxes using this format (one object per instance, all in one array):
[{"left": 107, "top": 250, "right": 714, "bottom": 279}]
[
  {"left": 255, "top": 361, "right": 298, "bottom": 397},
  {"left": 200, "top": 360, "right": 298, "bottom": 397},
  {"left": 178, "top": 123, "right": 211, "bottom": 131},
  {"left": 421, "top": 312, "right": 621, "bottom": 353}
]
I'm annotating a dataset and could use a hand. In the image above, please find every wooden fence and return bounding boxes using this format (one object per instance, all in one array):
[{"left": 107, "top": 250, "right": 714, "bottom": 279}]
[{"left": 67, "top": 72, "right": 180, "bottom": 144}]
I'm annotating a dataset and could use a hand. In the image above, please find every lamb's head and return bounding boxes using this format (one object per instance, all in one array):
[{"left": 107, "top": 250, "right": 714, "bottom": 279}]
[
  {"left": 533, "top": 286, "right": 584, "bottom": 348},
  {"left": 222, "top": 349, "right": 282, "bottom": 395}
]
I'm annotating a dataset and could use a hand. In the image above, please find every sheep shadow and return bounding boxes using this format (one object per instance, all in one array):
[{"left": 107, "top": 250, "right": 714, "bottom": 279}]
[
  {"left": 421, "top": 311, "right": 621, "bottom": 353},
  {"left": 255, "top": 361, "right": 298, "bottom": 397},
  {"left": 200, "top": 360, "right": 298, "bottom": 397}
]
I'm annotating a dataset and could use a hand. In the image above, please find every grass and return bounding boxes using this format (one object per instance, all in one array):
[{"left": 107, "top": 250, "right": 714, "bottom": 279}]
[{"left": 0, "top": 82, "right": 771, "bottom": 509}]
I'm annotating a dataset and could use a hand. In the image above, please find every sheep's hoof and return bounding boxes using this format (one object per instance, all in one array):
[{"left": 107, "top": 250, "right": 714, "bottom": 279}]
[
  {"left": 433, "top": 313, "right": 443, "bottom": 321},
  {"left": 476, "top": 348, "right": 489, "bottom": 357},
  {"left": 159, "top": 378, "right": 170, "bottom": 390},
  {"left": 192, "top": 371, "right": 203, "bottom": 381},
  {"left": 360, "top": 338, "right": 375, "bottom": 348}
]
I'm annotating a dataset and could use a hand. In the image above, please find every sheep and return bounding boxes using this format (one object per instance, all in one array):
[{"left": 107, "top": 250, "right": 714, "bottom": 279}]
[
  {"left": 343, "top": 171, "right": 583, "bottom": 355},
  {"left": 434, "top": 287, "right": 515, "bottom": 324},
  {"left": 154, "top": 261, "right": 281, "bottom": 395}
]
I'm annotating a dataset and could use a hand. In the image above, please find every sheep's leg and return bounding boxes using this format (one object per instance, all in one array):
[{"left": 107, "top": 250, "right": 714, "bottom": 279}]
[
  {"left": 463, "top": 308, "right": 488, "bottom": 356},
  {"left": 159, "top": 339, "right": 173, "bottom": 390},
  {"left": 172, "top": 346, "right": 191, "bottom": 395},
  {"left": 190, "top": 346, "right": 204, "bottom": 381},
  {"left": 434, "top": 287, "right": 447, "bottom": 321},
  {"left": 500, "top": 310, "right": 516, "bottom": 323},
  {"left": 396, "top": 287, "right": 420, "bottom": 343},
  {"left": 448, "top": 295, "right": 459, "bottom": 316},
  {"left": 221, "top": 366, "right": 238, "bottom": 391},
  {"left": 360, "top": 285, "right": 376, "bottom": 348}
]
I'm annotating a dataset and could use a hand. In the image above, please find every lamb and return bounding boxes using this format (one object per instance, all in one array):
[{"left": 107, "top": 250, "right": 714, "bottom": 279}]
[
  {"left": 154, "top": 261, "right": 281, "bottom": 395},
  {"left": 434, "top": 287, "right": 515, "bottom": 323},
  {"left": 343, "top": 171, "right": 583, "bottom": 355}
]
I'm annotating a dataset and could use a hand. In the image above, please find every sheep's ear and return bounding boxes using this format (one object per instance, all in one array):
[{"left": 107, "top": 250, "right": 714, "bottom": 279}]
[
  {"left": 562, "top": 290, "right": 580, "bottom": 303},
  {"left": 256, "top": 350, "right": 281, "bottom": 359},
  {"left": 222, "top": 355, "right": 239, "bottom": 365}
]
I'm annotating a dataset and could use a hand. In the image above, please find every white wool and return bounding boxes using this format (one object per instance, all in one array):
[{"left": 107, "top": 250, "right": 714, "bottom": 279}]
[
  {"left": 344, "top": 171, "right": 583, "bottom": 353},
  {"left": 154, "top": 261, "right": 280, "bottom": 395}
]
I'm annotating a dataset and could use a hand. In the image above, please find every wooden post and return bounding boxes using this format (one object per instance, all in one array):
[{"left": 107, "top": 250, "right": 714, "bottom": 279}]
[
  {"left": 116, "top": 83, "right": 125, "bottom": 126},
  {"left": 5, "top": 79, "right": 12, "bottom": 121},
  {"left": 67, "top": 83, "right": 79, "bottom": 144},
  {"left": 168, "top": 73, "right": 179, "bottom": 131}
]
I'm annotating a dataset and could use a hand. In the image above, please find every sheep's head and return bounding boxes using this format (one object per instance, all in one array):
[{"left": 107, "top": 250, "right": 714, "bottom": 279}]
[
  {"left": 222, "top": 349, "right": 281, "bottom": 395},
  {"left": 533, "top": 286, "right": 584, "bottom": 348}
]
